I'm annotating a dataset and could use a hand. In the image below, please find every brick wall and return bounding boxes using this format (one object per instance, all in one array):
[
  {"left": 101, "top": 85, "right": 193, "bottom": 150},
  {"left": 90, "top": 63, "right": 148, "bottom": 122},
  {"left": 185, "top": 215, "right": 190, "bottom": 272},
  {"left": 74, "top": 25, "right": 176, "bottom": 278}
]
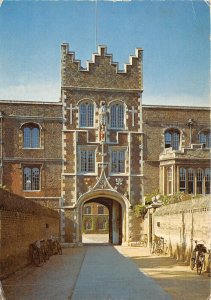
[
  {"left": 0, "top": 189, "right": 60, "bottom": 279},
  {"left": 151, "top": 196, "right": 211, "bottom": 267}
]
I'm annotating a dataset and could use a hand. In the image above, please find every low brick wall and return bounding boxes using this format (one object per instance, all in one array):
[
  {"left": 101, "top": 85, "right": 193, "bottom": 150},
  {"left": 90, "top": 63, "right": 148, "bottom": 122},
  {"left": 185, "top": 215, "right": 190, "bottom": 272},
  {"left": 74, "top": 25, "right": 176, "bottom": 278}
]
[
  {"left": 0, "top": 189, "right": 60, "bottom": 279},
  {"left": 152, "top": 196, "right": 211, "bottom": 269}
]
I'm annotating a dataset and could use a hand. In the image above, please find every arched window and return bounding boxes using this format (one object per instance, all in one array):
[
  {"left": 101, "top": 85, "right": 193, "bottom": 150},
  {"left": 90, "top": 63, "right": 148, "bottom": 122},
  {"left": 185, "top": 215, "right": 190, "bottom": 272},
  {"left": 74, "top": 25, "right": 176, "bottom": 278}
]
[
  {"left": 199, "top": 130, "right": 211, "bottom": 148},
  {"left": 79, "top": 102, "right": 94, "bottom": 127},
  {"left": 110, "top": 103, "right": 124, "bottom": 129},
  {"left": 188, "top": 168, "right": 194, "bottom": 194},
  {"left": 23, "top": 123, "right": 40, "bottom": 148},
  {"left": 23, "top": 167, "right": 40, "bottom": 191},
  {"left": 167, "top": 167, "right": 172, "bottom": 195},
  {"left": 179, "top": 167, "right": 186, "bottom": 192},
  {"left": 205, "top": 168, "right": 210, "bottom": 194},
  {"left": 164, "top": 129, "right": 180, "bottom": 150},
  {"left": 84, "top": 205, "right": 92, "bottom": 215},
  {"left": 196, "top": 168, "right": 203, "bottom": 194}
]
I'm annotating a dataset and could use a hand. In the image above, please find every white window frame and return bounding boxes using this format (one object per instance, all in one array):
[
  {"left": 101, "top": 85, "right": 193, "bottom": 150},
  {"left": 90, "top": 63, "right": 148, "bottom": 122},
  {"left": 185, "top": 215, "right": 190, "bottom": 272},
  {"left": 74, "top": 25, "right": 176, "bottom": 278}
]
[
  {"left": 110, "top": 147, "right": 127, "bottom": 175},
  {"left": 110, "top": 102, "right": 125, "bottom": 129},
  {"left": 22, "top": 123, "right": 41, "bottom": 149},
  {"left": 164, "top": 129, "right": 180, "bottom": 150},
  {"left": 167, "top": 166, "right": 173, "bottom": 195},
  {"left": 199, "top": 131, "right": 211, "bottom": 148},
  {"left": 187, "top": 168, "right": 194, "bottom": 194},
  {"left": 179, "top": 167, "right": 186, "bottom": 192},
  {"left": 79, "top": 101, "right": 95, "bottom": 128},
  {"left": 78, "top": 147, "right": 96, "bottom": 174},
  {"left": 23, "top": 166, "right": 41, "bottom": 191}
]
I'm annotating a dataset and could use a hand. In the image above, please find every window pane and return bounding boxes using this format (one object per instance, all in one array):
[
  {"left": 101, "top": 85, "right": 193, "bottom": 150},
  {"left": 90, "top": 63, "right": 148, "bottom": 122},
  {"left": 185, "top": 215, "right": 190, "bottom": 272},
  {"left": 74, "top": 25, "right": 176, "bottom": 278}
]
[
  {"left": 111, "top": 150, "right": 125, "bottom": 173},
  {"left": 165, "top": 130, "right": 180, "bottom": 150},
  {"left": 32, "top": 128, "right": 40, "bottom": 148},
  {"left": 32, "top": 168, "right": 40, "bottom": 190},
  {"left": 165, "top": 132, "right": 171, "bottom": 148},
  {"left": 172, "top": 132, "right": 179, "bottom": 150},
  {"left": 87, "top": 103, "right": 94, "bottom": 127},
  {"left": 80, "top": 104, "right": 86, "bottom": 127},
  {"left": 24, "top": 167, "right": 32, "bottom": 190},
  {"left": 199, "top": 133, "right": 206, "bottom": 145},
  {"left": 188, "top": 168, "right": 194, "bottom": 194},
  {"left": 196, "top": 169, "right": 203, "bottom": 194},
  {"left": 80, "top": 150, "right": 95, "bottom": 172},
  {"left": 118, "top": 151, "right": 125, "bottom": 172},
  {"left": 205, "top": 168, "right": 210, "bottom": 194},
  {"left": 23, "top": 128, "right": 31, "bottom": 148},
  {"left": 179, "top": 168, "right": 186, "bottom": 192},
  {"left": 80, "top": 103, "right": 94, "bottom": 127},
  {"left": 167, "top": 167, "right": 172, "bottom": 194},
  {"left": 110, "top": 104, "right": 124, "bottom": 129}
]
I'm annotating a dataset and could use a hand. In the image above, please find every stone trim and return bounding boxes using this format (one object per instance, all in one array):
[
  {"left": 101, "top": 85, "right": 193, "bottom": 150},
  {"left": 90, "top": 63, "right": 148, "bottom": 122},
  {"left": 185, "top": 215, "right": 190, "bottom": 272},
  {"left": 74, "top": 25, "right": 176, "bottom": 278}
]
[
  {"left": 142, "top": 104, "right": 210, "bottom": 110},
  {"left": 61, "top": 86, "right": 142, "bottom": 93}
]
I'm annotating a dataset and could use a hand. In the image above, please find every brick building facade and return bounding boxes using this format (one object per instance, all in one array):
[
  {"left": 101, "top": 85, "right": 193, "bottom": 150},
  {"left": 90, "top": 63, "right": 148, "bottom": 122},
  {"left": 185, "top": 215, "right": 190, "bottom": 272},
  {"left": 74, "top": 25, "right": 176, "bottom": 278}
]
[{"left": 0, "top": 44, "right": 210, "bottom": 244}]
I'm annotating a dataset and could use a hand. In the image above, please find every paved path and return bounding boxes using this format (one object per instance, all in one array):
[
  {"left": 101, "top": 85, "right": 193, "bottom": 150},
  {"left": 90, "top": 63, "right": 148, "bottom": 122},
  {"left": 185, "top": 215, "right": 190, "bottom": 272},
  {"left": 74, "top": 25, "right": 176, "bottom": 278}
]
[
  {"left": 3, "top": 248, "right": 86, "bottom": 300},
  {"left": 3, "top": 245, "right": 209, "bottom": 300},
  {"left": 82, "top": 233, "right": 109, "bottom": 244},
  {"left": 71, "top": 246, "right": 172, "bottom": 300}
]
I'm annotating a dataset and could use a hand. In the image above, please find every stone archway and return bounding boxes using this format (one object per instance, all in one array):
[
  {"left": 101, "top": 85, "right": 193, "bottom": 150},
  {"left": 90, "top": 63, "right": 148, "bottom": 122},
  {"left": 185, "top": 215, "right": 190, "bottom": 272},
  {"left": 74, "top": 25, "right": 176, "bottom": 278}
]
[{"left": 76, "top": 190, "right": 129, "bottom": 245}]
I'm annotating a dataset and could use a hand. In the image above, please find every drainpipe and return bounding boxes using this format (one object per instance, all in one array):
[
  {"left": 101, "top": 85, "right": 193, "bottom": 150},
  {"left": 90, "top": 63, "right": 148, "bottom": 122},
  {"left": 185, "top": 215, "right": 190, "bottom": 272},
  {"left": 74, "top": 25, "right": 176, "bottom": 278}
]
[{"left": 187, "top": 119, "right": 194, "bottom": 147}]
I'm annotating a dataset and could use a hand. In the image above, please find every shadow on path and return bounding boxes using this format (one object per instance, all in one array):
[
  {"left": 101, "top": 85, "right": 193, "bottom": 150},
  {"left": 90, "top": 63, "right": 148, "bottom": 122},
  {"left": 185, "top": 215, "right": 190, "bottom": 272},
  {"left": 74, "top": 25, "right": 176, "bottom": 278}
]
[{"left": 71, "top": 246, "right": 172, "bottom": 300}]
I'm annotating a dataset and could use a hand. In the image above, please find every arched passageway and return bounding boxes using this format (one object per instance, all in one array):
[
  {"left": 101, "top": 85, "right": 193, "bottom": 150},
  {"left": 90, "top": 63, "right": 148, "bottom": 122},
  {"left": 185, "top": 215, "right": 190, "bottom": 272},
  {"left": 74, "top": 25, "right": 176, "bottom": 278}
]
[
  {"left": 82, "top": 198, "right": 122, "bottom": 244},
  {"left": 76, "top": 191, "right": 129, "bottom": 245}
]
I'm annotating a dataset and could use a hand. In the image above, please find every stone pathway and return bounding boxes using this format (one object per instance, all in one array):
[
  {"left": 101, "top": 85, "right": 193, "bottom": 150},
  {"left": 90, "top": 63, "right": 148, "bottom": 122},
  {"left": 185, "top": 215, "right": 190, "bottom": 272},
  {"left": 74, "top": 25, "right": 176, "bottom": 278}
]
[
  {"left": 2, "top": 245, "right": 210, "bottom": 300},
  {"left": 71, "top": 246, "right": 172, "bottom": 300},
  {"left": 3, "top": 248, "right": 86, "bottom": 300}
]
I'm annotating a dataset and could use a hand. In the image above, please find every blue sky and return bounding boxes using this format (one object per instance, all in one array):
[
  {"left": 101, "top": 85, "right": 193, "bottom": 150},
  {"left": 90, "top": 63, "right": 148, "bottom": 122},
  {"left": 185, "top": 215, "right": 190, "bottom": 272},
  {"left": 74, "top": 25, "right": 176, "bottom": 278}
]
[{"left": 0, "top": 1, "right": 209, "bottom": 106}]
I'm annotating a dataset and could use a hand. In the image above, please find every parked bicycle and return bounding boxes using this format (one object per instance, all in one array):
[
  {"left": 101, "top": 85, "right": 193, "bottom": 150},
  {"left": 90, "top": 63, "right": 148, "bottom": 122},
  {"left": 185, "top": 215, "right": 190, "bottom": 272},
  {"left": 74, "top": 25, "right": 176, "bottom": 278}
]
[
  {"left": 47, "top": 236, "right": 62, "bottom": 256},
  {"left": 190, "top": 239, "right": 207, "bottom": 275},
  {"left": 29, "top": 240, "right": 45, "bottom": 267},
  {"left": 151, "top": 235, "right": 168, "bottom": 255}
]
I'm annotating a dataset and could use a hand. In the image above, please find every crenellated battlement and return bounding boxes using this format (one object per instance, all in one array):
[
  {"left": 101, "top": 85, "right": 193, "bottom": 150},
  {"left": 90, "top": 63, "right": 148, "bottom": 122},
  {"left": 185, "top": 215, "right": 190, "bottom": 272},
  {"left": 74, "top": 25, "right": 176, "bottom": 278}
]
[{"left": 61, "top": 43, "right": 143, "bottom": 91}]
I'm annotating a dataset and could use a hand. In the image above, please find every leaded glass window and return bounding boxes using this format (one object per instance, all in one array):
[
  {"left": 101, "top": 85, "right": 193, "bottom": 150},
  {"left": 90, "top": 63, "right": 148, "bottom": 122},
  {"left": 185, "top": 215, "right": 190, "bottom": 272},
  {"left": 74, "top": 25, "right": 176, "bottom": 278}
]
[
  {"left": 188, "top": 168, "right": 194, "bottom": 194},
  {"left": 205, "top": 168, "right": 210, "bottom": 194},
  {"left": 196, "top": 168, "right": 203, "bottom": 194},
  {"left": 23, "top": 124, "right": 40, "bottom": 148},
  {"left": 111, "top": 150, "right": 125, "bottom": 173},
  {"left": 23, "top": 167, "right": 40, "bottom": 191},
  {"left": 80, "top": 150, "right": 95, "bottom": 172},
  {"left": 199, "top": 131, "right": 211, "bottom": 148},
  {"left": 164, "top": 129, "right": 180, "bottom": 150},
  {"left": 179, "top": 167, "right": 186, "bottom": 192},
  {"left": 110, "top": 103, "right": 124, "bottom": 129},
  {"left": 79, "top": 102, "right": 94, "bottom": 127}
]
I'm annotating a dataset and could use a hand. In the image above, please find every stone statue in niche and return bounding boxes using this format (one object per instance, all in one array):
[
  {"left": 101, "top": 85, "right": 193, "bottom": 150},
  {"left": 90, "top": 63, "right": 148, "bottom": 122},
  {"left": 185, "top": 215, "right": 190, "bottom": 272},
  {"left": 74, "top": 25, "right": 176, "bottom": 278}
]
[{"left": 99, "top": 101, "right": 107, "bottom": 126}]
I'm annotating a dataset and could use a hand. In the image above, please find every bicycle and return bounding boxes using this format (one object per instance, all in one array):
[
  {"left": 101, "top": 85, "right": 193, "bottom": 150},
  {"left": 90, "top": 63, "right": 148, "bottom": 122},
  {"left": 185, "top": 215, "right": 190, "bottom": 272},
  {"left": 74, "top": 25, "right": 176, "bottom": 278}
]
[
  {"left": 190, "top": 239, "right": 207, "bottom": 275},
  {"left": 151, "top": 236, "right": 168, "bottom": 255},
  {"left": 47, "top": 236, "right": 62, "bottom": 256},
  {"left": 29, "top": 240, "right": 45, "bottom": 267}
]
